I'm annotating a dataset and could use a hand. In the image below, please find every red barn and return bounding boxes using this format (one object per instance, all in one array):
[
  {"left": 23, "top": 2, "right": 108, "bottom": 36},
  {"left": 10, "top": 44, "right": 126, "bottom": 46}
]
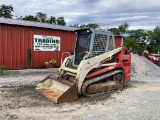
[
  {"left": 0, "top": 18, "right": 123, "bottom": 69},
  {"left": 114, "top": 35, "right": 123, "bottom": 48},
  {"left": 0, "top": 17, "right": 77, "bottom": 69}
]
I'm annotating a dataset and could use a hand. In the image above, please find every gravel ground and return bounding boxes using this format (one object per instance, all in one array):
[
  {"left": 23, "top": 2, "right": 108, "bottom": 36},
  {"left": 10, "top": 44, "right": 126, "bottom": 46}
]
[{"left": 0, "top": 54, "right": 160, "bottom": 120}]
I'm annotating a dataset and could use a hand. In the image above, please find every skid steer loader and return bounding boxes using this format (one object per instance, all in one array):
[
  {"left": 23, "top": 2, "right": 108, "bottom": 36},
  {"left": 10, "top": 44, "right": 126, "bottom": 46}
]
[{"left": 36, "top": 28, "right": 131, "bottom": 103}]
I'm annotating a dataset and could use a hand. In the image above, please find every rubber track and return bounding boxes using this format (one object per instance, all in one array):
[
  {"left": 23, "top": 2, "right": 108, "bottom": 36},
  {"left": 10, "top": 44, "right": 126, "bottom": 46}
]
[{"left": 81, "top": 70, "right": 123, "bottom": 96}]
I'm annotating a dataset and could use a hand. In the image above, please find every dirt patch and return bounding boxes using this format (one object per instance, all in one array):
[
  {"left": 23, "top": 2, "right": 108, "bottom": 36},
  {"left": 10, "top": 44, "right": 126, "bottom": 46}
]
[
  {"left": 0, "top": 84, "right": 122, "bottom": 120},
  {"left": 0, "top": 84, "right": 120, "bottom": 108},
  {"left": 1, "top": 85, "right": 56, "bottom": 109}
]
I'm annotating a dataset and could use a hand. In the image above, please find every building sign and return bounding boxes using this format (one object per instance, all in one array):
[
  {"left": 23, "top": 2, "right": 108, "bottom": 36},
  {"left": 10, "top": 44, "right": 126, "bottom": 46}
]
[{"left": 34, "top": 35, "right": 60, "bottom": 51}]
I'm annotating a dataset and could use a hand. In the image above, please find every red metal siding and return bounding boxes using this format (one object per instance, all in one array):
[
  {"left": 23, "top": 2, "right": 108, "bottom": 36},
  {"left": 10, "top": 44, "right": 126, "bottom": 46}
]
[
  {"left": 0, "top": 24, "right": 75, "bottom": 69},
  {"left": 114, "top": 36, "right": 122, "bottom": 48}
]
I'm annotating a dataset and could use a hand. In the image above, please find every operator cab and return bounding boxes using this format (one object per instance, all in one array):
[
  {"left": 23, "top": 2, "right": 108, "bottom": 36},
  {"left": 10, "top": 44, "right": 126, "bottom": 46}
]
[{"left": 73, "top": 28, "right": 115, "bottom": 67}]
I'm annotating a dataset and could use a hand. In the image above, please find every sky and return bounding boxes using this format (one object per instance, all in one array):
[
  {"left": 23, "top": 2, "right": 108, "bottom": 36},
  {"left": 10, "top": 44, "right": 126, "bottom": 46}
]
[{"left": 0, "top": 0, "right": 160, "bottom": 30}]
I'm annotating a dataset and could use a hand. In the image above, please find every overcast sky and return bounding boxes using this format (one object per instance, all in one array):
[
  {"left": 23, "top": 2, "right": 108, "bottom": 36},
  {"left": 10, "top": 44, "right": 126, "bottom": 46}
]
[{"left": 0, "top": 0, "right": 160, "bottom": 30}]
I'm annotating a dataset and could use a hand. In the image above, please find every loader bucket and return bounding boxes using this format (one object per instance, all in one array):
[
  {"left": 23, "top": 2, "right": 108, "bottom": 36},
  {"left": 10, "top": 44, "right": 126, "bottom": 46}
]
[{"left": 36, "top": 74, "right": 78, "bottom": 103}]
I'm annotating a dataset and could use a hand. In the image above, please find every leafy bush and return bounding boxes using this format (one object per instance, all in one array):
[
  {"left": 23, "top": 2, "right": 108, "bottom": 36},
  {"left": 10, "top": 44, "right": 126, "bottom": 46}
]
[
  {"left": 0, "top": 65, "right": 6, "bottom": 71},
  {"left": 69, "top": 50, "right": 73, "bottom": 55},
  {"left": 44, "top": 59, "right": 57, "bottom": 66}
]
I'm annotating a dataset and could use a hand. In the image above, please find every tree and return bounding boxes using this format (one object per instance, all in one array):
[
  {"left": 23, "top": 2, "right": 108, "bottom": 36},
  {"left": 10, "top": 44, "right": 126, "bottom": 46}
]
[
  {"left": 123, "top": 29, "right": 148, "bottom": 53},
  {"left": 23, "top": 15, "right": 38, "bottom": 21},
  {"left": 108, "top": 28, "right": 120, "bottom": 35},
  {"left": 79, "top": 24, "right": 87, "bottom": 28},
  {"left": 0, "top": 4, "right": 13, "bottom": 18},
  {"left": 86, "top": 23, "right": 100, "bottom": 29},
  {"left": 70, "top": 23, "right": 100, "bottom": 29},
  {"left": 79, "top": 23, "right": 100, "bottom": 29},
  {"left": 118, "top": 23, "right": 129, "bottom": 35},
  {"left": 123, "top": 37, "right": 140, "bottom": 53},
  {"left": 47, "top": 16, "right": 56, "bottom": 24},
  {"left": 147, "top": 26, "right": 160, "bottom": 53},
  {"left": 19, "top": 12, "right": 67, "bottom": 26},
  {"left": 108, "top": 23, "right": 129, "bottom": 35},
  {"left": 16, "top": 16, "right": 23, "bottom": 20},
  {"left": 70, "top": 24, "right": 79, "bottom": 28},
  {"left": 148, "top": 26, "right": 160, "bottom": 43},
  {"left": 36, "top": 12, "right": 47, "bottom": 23},
  {"left": 127, "top": 29, "right": 148, "bottom": 49},
  {"left": 128, "top": 29, "right": 147, "bottom": 39},
  {"left": 57, "top": 17, "right": 66, "bottom": 26}
]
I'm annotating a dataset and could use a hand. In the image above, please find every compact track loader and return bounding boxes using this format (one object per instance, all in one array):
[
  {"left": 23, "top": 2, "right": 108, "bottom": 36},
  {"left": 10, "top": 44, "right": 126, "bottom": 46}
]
[{"left": 36, "top": 28, "right": 131, "bottom": 103}]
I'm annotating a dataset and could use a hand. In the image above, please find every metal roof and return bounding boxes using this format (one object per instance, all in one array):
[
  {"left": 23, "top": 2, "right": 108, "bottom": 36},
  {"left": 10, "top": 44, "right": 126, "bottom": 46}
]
[{"left": 0, "top": 17, "right": 78, "bottom": 31}]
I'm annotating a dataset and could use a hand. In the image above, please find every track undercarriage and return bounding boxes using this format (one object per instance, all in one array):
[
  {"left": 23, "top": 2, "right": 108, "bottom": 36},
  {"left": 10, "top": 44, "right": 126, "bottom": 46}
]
[
  {"left": 82, "top": 70, "right": 124, "bottom": 96},
  {"left": 36, "top": 69, "right": 125, "bottom": 103}
]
